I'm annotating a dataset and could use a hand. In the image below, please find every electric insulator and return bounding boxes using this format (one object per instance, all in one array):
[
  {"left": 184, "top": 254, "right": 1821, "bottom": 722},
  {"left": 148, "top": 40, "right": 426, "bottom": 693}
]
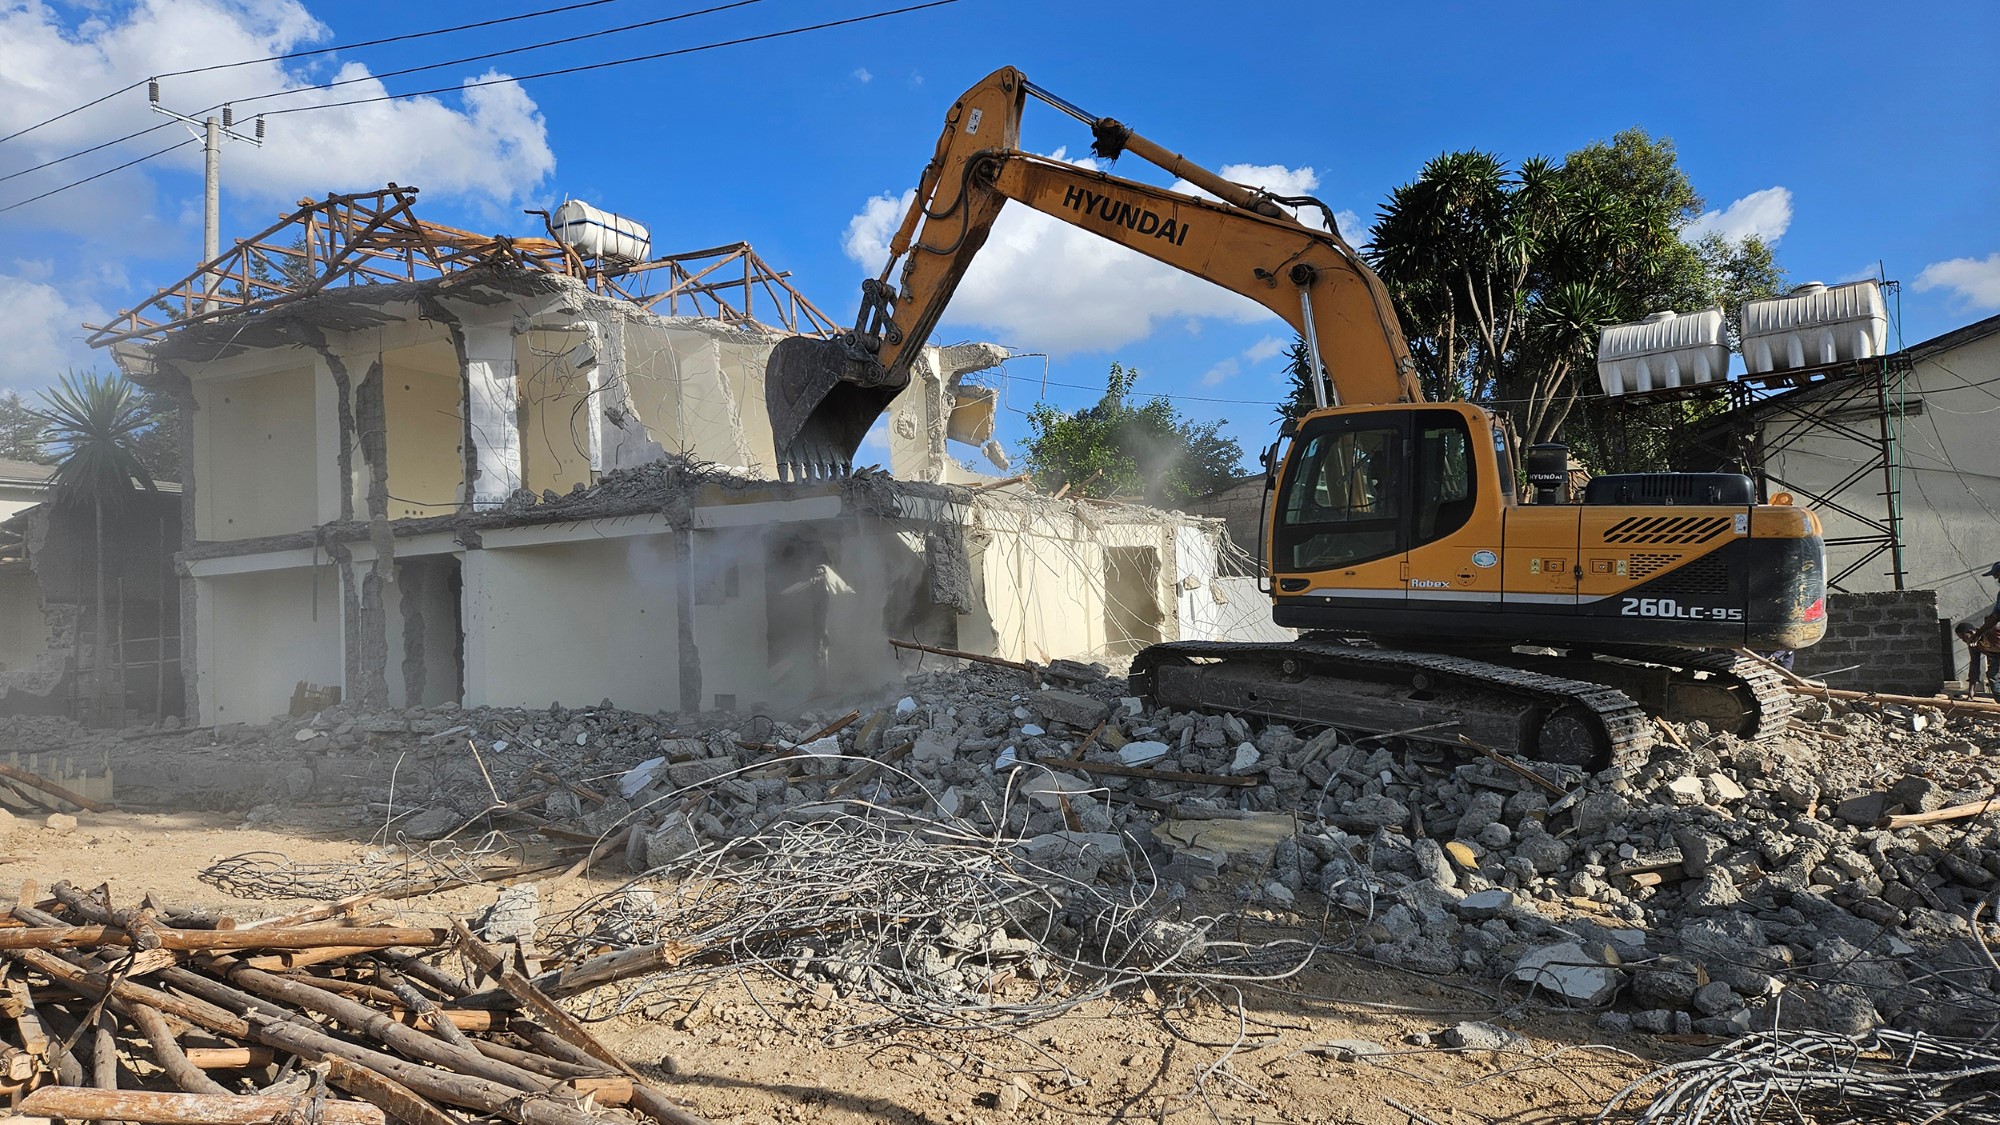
[
  {"left": 223, "top": 106, "right": 234, "bottom": 127},
  {"left": 255, "top": 117, "right": 266, "bottom": 140},
  {"left": 148, "top": 79, "right": 159, "bottom": 103}
]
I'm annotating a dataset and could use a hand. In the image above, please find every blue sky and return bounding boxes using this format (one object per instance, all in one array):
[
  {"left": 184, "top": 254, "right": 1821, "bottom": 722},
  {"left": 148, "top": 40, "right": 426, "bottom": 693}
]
[{"left": 2, "top": 0, "right": 1995, "bottom": 469}]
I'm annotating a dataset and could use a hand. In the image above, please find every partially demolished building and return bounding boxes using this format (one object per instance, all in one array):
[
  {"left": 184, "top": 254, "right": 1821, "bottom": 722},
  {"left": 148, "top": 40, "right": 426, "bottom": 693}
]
[{"left": 91, "top": 188, "right": 1278, "bottom": 724}]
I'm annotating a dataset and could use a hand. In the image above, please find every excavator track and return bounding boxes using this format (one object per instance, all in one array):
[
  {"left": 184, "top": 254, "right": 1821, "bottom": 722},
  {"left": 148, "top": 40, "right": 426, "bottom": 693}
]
[
  {"left": 1129, "top": 640, "right": 1656, "bottom": 774},
  {"left": 1581, "top": 644, "right": 1796, "bottom": 741}
]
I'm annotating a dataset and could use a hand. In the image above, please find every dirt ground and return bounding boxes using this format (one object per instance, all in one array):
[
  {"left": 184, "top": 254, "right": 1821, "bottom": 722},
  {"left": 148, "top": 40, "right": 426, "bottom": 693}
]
[{"left": 2, "top": 797, "right": 1682, "bottom": 1125}]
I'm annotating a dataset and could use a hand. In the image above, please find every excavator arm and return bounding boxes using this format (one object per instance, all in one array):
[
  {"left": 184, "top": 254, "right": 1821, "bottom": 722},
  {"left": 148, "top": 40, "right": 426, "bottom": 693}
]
[{"left": 765, "top": 66, "right": 1423, "bottom": 480}]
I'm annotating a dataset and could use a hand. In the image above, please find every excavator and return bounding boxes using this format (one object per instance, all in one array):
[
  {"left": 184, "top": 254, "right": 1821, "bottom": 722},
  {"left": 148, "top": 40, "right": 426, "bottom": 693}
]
[{"left": 766, "top": 67, "right": 1827, "bottom": 771}]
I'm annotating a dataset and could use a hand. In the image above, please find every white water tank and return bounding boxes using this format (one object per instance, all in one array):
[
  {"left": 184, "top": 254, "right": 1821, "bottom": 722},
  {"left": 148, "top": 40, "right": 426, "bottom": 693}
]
[
  {"left": 1596, "top": 308, "right": 1729, "bottom": 396},
  {"left": 552, "top": 200, "right": 651, "bottom": 262},
  {"left": 1739, "top": 280, "right": 1886, "bottom": 374}
]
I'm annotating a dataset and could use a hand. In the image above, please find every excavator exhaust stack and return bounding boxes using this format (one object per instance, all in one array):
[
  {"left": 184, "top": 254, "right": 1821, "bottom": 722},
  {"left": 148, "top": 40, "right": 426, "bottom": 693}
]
[{"left": 764, "top": 335, "right": 907, "bottom": 481}]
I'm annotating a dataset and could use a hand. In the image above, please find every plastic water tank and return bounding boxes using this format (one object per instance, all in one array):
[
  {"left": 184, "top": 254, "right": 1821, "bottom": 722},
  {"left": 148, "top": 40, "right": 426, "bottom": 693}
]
[
  {"left": 1596, "top": 308, "right": 1729, "bottom": 396},
  {"left": 552, "top": 200, "right": 651, "bottom": 262},
  {"left": 1739, "top": 281, "right": 1886, "bottom": 374}
]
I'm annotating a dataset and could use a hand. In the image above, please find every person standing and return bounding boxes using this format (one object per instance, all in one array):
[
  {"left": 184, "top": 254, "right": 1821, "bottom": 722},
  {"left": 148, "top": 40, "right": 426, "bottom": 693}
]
[{"left": 1959, "top": 622, "right": 2000, "bottom": 698}]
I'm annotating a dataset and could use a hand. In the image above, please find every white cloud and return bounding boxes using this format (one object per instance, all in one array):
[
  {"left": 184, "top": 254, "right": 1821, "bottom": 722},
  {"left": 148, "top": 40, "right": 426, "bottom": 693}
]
[
  {"left": 1243, "top": 336, "right": 1285, "bottom": 362},
  {"left": 1914, "top": 253, "right": 2000, "bottom": 311},
  {"left": 1332, "top": 209, "right": 1367, "bottom": 248},
  {"left": 852, "top": 67, "right": 872, "bottom": 83},
  {"left": 0, "top": 267, "right": 111, "bottom": 388},
  {"left": 1684, "top": 187, "right": 1793, "bottom": 244},
  {"left": 0, "top": 0, "right": 555, "bottom": 225},
  {"left": 840, "top": 154, "right": 1333, "bottom": 353},
  {"left": 1200, "top": 358, "right": 1238, "bottom": 387}
]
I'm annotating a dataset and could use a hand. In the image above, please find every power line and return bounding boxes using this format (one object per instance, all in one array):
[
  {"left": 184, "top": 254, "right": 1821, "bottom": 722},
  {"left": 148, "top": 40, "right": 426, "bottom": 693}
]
[
  {"left": 229, "top": 0, "right": 770, "bottom": 113},
  {"left": 258, "top": 0, "right": 962, "bottom": 119},
  {"left": 0, "top": 137, "right": 200, "bottom": 214},
  {"left": 0, "top": 0, "right": 636, "bottom": 147},
  {"left": 0, "top": 0, "right": 961, "bottom": 214},
  {"left": 1, "top": 123, "right": 173, "bottom": 184},
  {"left": 3, "top": 0, "right": 761, "bottom": 187}
]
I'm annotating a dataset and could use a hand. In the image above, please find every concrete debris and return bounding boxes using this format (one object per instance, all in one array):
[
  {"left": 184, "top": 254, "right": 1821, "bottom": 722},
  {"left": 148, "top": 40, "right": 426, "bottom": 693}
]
[
  {"left": 7, "top": 648, "right": 1999, "bottom": 1044},
  {"left": 476, "top": 883, "right": 540, "bottom": 943},
  {"left": 1510, "top": 942, "right": 1622, "bottom": 1006},
  {"left": 1441, "top": 1021, "right": 1531, "bottom": 1052}
]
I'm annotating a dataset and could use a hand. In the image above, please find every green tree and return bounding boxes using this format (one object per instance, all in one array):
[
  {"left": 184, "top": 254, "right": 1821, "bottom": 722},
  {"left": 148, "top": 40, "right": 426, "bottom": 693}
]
[
  {"left": 30, "top": 372, "right": 160, "bottom": 692},
  {"left": 127, "top": 388, "right": 182, "bottom": 482},
  {"left": 0, "top": 390, "right": 52, "bottom": 463},
  {"left": 1022, "top": 363, "right": 1243, "bottom": 505},
  {"left": 1367, "top": 129, "right": 1784, "bottom": 471}
]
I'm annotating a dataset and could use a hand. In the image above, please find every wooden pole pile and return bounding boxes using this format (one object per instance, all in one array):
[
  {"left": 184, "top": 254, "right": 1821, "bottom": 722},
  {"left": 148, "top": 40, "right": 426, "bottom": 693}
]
[{"left": 0, "top": 880, "right": 713, "bottom": 1125}]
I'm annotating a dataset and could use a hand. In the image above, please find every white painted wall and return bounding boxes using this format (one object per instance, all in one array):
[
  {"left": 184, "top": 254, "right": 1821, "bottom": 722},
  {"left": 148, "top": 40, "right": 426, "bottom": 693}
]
[
  {"left": 194, "top": 362, "right": 319, "bottom": 541},
  {"left": 462, "top": 536, "right": 683, "bottom": 713},
  {"left": 1764, "top": 328, "right": 2000, "bottom": 676},
  {"left": 195, "top": 564, "right": 342, "bottom": 723}
]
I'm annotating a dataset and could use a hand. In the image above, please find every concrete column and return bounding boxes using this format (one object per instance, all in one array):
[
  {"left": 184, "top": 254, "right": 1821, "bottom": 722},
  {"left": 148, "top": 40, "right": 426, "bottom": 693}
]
[
  {"left": 461, "top": 323, "right": 522, "bottom": 508},
  {"left": 458, "top": 548, "right": 491, "bottom": 707}
]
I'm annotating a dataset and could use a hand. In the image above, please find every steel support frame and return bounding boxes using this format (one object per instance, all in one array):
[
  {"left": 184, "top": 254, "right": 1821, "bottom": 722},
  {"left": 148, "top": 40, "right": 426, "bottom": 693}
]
[{"left": 1727, "top": 355, "right": 1910, "bottom": 592}]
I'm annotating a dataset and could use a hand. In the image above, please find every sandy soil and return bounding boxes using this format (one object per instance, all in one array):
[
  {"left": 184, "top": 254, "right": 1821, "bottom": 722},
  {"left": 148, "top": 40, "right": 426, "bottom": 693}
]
[{"left": 2, "top": 802, "right": 1679, "bottom": 1124}]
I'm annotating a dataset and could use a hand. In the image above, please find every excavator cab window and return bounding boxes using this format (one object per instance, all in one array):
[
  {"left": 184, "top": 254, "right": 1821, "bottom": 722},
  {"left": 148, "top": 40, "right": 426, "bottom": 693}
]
[
  {"left": 1274, "top": 409, "right": 1479, "bottom": 572},
  {"left": 1414, "top": 416, "right": 1476, "bottom": 543},
  {"left": 1275, "top": 419, "right": 1404, "bottom": 571}
]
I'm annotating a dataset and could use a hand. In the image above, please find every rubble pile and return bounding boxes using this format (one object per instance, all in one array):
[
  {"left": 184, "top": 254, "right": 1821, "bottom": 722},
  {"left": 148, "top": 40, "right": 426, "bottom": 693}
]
[{"left": 5, "top": 656, "right": 1997, "bottom": 1046}]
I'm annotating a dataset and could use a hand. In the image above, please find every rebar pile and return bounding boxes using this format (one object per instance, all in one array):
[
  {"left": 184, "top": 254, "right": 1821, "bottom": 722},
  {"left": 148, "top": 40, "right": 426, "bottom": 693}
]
[
  {"left": 198, "top": 840, "right": 522, "bottom": 901},
  {"left": 1598, "top": 1028, "right": 2000, "bottom": 1124},
  {"left": 537, "top": 801, "right": 1316, "bottom": 1037},
  {"left": 0, "top": 880, "right": 713, "bottom": 1125}
]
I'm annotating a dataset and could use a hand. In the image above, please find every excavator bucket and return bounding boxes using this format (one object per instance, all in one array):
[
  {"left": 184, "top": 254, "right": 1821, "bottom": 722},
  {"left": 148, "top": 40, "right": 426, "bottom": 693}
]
[{"left": 765, "top": 335, "right": 906, "bottom": 480}]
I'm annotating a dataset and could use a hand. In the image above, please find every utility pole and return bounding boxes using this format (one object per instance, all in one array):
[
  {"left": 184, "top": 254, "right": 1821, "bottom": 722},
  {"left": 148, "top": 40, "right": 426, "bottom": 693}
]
[{"left": 148, "top": 81, "right": 264, "bottom": 310}]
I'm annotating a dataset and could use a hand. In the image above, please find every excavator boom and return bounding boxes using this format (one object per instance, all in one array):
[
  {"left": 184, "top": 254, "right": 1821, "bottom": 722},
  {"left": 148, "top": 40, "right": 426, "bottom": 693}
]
[{"left": 765, "top": 66, "right": 1420, "bottom": 478}]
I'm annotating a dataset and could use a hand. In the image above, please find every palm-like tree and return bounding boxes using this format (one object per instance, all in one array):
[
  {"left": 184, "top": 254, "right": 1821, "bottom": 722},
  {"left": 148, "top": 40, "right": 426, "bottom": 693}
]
[{"left": 31, "top": 372, "right": 157, "bottom": 697}]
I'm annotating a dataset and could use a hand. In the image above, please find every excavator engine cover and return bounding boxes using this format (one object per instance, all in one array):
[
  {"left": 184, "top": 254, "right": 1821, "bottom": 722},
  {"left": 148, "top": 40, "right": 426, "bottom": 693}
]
[{"left": 765, "top": 335, "right": 906, "bottom": 481}]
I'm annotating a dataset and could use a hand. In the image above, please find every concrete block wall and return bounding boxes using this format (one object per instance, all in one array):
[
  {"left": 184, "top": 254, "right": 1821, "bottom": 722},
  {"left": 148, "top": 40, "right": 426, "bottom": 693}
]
[{"left": 1792, "top": 589, "right": 1944, "bottom": 695}]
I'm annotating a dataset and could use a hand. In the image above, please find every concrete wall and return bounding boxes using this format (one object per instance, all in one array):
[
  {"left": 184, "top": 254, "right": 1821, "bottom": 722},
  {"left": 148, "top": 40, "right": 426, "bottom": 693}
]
[
  {"left": 195, "top": 563, "right": 343, "bottom": 723},
  {"left": 1792, "top": 589, "right": 1945, "bottom": 695},
  {"left": 518, "top": 328, "right": 596, "bottom": 498},
  {"left": 615, "top": 320, "right": 772, "bottom": 473},
  {"left": 0, "top": 564, "right": 48, "bottom": 672},
  {"left": 462, "top": 534, "right": 684, "bottom": 713},
  {"left": 382, "top": 343, "right": 466, "bottom": 519},
  {"left": 1180, "top": 475, "right": 1267, "bottom": 565},
  {"left": 1764, "top": 328, "right": 2000, "bottom": 677},
  {"left": 194, "top": 361, "right": 320, "bottom": 541}
]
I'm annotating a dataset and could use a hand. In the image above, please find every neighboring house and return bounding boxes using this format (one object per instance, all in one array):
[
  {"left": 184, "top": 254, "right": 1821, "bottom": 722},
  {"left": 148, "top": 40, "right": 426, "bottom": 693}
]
[
  {"left": 0, "top": 458, "right": 54, "bottom": 521},
  {"left": 0, "top": 488, "right": 182, "bottom": 720},
  {"left": 94, "top": 190, "right": 1273, "bottom": 724},
  {"left": 1700, "top": 313, "right": 2000, "bottom": 684}
]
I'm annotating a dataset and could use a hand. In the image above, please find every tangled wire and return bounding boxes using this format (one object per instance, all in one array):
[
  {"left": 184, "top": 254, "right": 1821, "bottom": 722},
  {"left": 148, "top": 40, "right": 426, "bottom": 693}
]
[
  {"left": 199, "top": 838, "right": 518, "bottom": 901},
  {"left": 1599, "top": 1028, "right": 2000, "bottom": 1124},
  {"left": 538, "top": 800, "right": 1316, "bottom": 1037}
]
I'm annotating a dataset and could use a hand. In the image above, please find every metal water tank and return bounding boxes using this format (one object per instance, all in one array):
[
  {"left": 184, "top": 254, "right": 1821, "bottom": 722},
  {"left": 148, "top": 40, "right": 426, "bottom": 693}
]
[
  {"left": 1739, "top": 281, "right": 1887, "bottom": 374},
  {"left": 552, "top": 200, "right": 651, "bottom": 262},
  {"left": 1596, "top": 308, "right": 1729, "bottom": 396}
]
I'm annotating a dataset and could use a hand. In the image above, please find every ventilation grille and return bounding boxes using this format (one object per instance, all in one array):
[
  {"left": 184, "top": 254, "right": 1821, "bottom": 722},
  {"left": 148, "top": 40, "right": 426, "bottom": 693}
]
[
  {"left": 1602, "top": 515, "right": 1732, "bottom": 545},
  {"left": 1643, "top": 553, "right": 1731, "bottom": 597},
  {"left": 1627, "top": 552, "right": 1681, "bottom": 580}
]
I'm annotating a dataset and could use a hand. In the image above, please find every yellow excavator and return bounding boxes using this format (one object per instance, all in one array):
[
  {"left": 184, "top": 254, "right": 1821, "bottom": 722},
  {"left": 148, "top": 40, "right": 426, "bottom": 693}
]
[{"left": 767, "top": 67, "right": 1827, "bottom": 770}]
